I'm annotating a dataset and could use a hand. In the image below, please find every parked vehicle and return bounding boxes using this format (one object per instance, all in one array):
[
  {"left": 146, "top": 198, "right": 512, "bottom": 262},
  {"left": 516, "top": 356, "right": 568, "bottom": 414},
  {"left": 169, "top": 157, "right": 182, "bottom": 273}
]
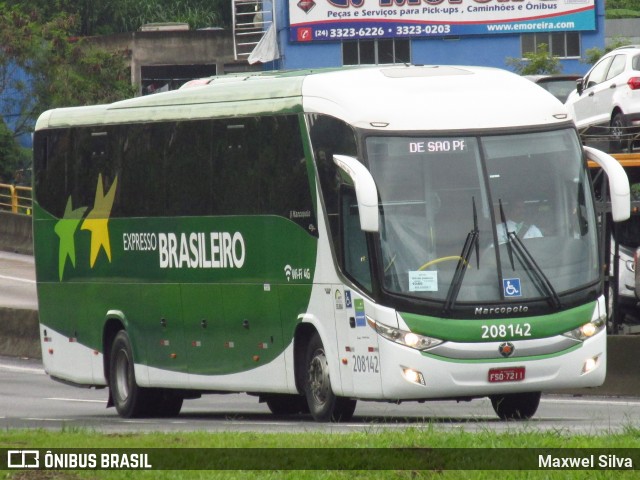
[
  {"left": 524, "top": 74, "right": 581, "bottom": 103},
  {"left": 566, "top": 45, "right": 640, "bottom": 153}
]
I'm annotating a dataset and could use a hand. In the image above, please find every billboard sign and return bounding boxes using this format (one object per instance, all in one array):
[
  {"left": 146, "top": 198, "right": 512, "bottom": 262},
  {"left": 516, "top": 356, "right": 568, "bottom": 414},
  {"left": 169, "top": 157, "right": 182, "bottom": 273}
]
[{"left": 289, "top": 0, "right": 596, "bottom": 42}]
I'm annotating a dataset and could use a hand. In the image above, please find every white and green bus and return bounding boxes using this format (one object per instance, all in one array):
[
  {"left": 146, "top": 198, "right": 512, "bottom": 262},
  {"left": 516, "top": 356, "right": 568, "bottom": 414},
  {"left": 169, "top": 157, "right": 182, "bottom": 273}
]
[{"left": 33, "top": 66, "right": 630, "bottom": 421}]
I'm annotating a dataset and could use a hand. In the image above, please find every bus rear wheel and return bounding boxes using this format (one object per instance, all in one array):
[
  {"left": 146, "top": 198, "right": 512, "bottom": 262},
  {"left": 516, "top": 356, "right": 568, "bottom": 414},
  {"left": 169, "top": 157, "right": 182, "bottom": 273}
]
[
  {"left": 109, "top": 330, "right": 148, "bottom": 418},
  {"left": 109, "top": 330, "right": 183, "bottom": 418},
  {"left": 489, "top": 391, "right": 541, "bottom": 420},
  {"left": 303, "top": 332, "right": 357, "bottom": 422}
]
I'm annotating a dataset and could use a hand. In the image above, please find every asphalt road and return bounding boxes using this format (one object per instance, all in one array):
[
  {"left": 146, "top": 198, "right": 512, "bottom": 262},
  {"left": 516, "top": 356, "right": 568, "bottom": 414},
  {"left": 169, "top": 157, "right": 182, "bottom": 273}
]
[
  {"left": 0, "top": 251, "right": 37, "bottom": 310},
  {"left": 1, "top": 355, "right": 640, "bottom": 434}
]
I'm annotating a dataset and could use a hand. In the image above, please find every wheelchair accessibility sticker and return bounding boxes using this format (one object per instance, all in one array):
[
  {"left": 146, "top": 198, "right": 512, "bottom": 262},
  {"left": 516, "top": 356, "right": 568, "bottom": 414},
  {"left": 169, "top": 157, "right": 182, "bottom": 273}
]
[{"left": 503, "top": 278, "right": 522, "bottom": 298}]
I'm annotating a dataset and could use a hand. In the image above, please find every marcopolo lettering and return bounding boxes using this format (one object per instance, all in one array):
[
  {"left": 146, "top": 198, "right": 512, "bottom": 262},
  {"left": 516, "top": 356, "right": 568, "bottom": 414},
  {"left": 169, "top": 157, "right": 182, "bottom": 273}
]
[
  {"left": 474, "top": 305, "right": 528, "bottom": 315},
  {"left": 158, "top": 232, "right": 245, "bottom": 269}
]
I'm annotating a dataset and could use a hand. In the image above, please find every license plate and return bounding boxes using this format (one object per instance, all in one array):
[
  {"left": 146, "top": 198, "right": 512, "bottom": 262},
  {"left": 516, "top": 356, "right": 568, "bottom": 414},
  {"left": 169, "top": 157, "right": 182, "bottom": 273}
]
[{"left": 488, "top": 367, "right": 525, "bottom": 383}]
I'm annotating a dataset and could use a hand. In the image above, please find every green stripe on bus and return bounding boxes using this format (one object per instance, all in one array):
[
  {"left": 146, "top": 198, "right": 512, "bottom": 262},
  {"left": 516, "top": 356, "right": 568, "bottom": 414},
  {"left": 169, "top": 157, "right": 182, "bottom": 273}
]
[{"left": 401, "top": 302, "right": 596, "bottom": 342}]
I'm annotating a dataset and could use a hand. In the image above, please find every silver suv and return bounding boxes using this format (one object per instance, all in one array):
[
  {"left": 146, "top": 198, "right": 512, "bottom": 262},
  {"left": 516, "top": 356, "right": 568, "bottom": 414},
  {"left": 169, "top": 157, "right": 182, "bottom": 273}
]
[{"left": 566, "top": 45, "right": 640, "bottom": 152}]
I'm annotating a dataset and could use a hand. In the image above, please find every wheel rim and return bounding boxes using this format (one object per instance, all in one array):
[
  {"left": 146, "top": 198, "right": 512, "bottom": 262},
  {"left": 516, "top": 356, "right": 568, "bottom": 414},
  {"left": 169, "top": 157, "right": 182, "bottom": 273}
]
[
  {"left": 308, "top": 348, "right": 330, "bottom": 407},
  {"left": 611, "top": 119, "right": 623, "bottom": 141},
  {"left": 114, "top": 348, "right": 131, "bottom": 403}
]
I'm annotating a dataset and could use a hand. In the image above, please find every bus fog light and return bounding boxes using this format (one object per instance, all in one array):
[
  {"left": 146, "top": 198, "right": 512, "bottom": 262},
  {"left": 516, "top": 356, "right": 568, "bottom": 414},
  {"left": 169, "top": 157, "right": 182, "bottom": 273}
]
[
  {"left": 582, "top": 355, "right": 600, "bottom": 374},
  {"left": 402, "top": 367, "right": 426, "bottom": 386}
]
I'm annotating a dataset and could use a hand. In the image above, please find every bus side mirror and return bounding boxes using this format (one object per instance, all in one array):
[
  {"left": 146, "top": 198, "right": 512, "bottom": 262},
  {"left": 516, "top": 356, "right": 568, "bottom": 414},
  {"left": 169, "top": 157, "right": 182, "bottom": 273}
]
[
  {"left": 333, "top": 154, "right": 380, "bottom": 232},
  {"left": 576, "top": 78, "right": 584, "bottom": 96},
  {"left": 584, "top": 146, "right": 630, "bottom": 222}
]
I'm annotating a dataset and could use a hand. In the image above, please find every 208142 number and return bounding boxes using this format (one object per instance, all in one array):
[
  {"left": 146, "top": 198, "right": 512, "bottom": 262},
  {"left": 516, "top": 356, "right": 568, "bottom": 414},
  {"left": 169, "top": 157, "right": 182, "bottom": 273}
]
[
  {"left": 481, "top": 323, "right": 531, "bottom": 339},
  {"left": 352, "top": 354, "right": 380, "bottom": 374}
]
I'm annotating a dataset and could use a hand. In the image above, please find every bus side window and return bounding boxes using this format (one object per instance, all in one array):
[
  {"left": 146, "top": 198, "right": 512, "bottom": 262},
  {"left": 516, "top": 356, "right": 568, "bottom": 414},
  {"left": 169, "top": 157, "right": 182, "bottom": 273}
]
[
  {"left": 308, "top": 114, "right": 358, "bottom": 269},
  {"left": 341, "top": 187, "right": 373, "bottom": 291}
]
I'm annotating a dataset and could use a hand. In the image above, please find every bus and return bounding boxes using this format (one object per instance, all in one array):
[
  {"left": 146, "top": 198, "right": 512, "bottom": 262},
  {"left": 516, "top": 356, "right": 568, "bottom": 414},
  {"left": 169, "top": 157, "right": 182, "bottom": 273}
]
[
  {"left": 589, "top": 153, "right": 640, "bottom": 333},
  {"left": 32, "top": 66, "right": 630, "bottom": 422}
]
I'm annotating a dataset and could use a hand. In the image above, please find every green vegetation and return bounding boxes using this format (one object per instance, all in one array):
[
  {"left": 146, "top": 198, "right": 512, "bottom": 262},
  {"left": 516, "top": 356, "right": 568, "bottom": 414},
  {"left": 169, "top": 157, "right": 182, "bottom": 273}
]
[
  {"left": 582, "top": 37, "right": 632, "bottom": 66},
  {"left": 1, "top": 0, "right": 231, "bottom": 183},
  {"left": 607, "top": 10, "right": 640, "bottom": 19},
  {"left": 505, "top": 43, "right": 562, "bottom": 75},
  {"left": 2, "top": 428, "right": 640, "bottom": 478},
  {"left": 4, "top": 0, "right": 230, "bottom": 34},
  {"left": 0, "top": 119, "right": 29, "bottom": 183},
  {"left": 606, "top": 0, "right": 640, "bottom": 19},
  {"left": 0, "top": 6, "right": 135, "bottom": 182}
]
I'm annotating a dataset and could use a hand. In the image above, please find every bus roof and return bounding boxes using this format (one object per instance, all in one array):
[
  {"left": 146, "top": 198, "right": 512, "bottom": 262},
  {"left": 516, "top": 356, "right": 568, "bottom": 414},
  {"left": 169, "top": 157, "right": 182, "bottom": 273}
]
[{"left": 35, "top": 65, "right": 570, "bottom": 132}]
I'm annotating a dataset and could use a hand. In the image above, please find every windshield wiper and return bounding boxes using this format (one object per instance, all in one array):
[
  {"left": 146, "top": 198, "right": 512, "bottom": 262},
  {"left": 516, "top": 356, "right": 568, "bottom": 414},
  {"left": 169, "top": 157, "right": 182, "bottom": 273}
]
[
  {"left": 443, "top": 198, "right": 479, "bottom": 314},
  {"left": 499, "top": 199, "right": 561, "bottom": 309},
  {"left": 499, "top": 200, "right": 515, "bottom": 270}
]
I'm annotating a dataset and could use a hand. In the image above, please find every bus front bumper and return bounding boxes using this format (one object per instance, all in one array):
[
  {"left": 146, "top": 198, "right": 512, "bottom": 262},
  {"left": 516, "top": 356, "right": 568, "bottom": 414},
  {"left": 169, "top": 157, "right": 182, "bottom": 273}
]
[{"left": 376, "top": 331, "right": 606, "bottom": 400}]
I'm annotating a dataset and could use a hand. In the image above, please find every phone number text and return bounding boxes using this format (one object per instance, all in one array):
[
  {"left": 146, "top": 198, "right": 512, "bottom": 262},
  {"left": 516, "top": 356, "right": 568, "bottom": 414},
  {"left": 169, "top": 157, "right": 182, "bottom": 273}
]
[
  {"left": 395, "top": 25, "right": 451, "bottom": 36},
  {"left": 313, "top": 24, "right": 452, "bottom": 40}
]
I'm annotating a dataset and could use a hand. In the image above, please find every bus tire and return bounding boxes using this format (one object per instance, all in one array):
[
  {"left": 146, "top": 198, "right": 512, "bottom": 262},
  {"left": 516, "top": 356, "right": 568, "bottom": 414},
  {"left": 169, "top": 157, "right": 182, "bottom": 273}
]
[
  {"left": 303, "top": 332, "right": 357, "bottom": 422},
  {"left": 610, "top": 112, "right": 629, "bottom": 153},
  {"left": 109, "top": 330, "right": 151, "bottom": 418},
  {"left": 489, "top": 391, "right": 541, "bottom": 420},
  {"left": 264, "top": 394, "right": 310, "bottom": 415}
]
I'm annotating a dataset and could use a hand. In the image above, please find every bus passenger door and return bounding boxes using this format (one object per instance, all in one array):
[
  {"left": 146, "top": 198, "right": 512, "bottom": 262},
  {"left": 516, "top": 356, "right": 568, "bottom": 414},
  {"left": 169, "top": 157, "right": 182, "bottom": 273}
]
[
  {"left": 332, "top": 287, "right": 382, "bottom": 398},
  {"left": 334, "top": 187, "right": 383, "bottom": 398},
  {"left": 137, "top": 284, "right": 188, "bottom": 386}
]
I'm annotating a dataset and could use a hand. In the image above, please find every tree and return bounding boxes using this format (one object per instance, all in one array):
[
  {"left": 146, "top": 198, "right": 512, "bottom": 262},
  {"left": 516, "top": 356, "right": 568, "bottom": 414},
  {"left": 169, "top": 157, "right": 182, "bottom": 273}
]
[
  {"left": 582, "top": 37, "right": 631, "bottom": 66},
  {"left": 0, "top": 7, "right": 135, "bottom": 181},
  {"left": 605, "top": 0, "right": 640, "bottom": 19},
  {"left": 505, "top": 43, "right": 562, "bottom": 75},
  {"left": 0, "top": 118, "right": 27, "bottom": 183},
  {"left": 5, "top": 0, "right": 229, "bottom": 35}
]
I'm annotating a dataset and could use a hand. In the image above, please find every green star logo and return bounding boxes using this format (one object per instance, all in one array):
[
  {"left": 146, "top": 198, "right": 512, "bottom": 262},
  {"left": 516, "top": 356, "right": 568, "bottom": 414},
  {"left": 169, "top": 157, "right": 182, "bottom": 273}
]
[{"left": 54, "top": 197, "right": 87, "bottom": 281}]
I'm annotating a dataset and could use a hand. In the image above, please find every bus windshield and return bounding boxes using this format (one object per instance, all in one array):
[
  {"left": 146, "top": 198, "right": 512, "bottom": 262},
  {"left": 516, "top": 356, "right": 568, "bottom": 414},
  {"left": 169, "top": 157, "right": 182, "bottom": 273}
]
[{"left": 366, "top": 128, "right": 599, "bottom": 304}]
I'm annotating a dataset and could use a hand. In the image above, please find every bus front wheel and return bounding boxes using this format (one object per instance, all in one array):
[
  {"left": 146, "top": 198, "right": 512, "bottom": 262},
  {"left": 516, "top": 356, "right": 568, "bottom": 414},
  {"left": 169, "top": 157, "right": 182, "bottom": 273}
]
[
  {"left": 489, "top": 391, "right": 541, "bottom": 420},
  {"left": 303, "top": 332, "right": 357, "bottom": 422}
]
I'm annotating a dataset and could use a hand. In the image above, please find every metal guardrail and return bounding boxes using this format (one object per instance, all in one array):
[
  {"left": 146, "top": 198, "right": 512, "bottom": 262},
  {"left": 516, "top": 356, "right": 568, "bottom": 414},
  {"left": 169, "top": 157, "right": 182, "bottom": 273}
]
[
  {"left": 579, "top": 125, "right": 640, "bottom": 155},
  {"left": 0, "top": 183, "right": 32, "bottom": 215}
]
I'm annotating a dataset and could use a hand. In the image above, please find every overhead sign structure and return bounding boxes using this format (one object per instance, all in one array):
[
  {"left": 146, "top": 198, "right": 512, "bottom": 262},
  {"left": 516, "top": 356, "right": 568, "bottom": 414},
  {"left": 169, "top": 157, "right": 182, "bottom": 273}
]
[{"left": 289, "top": 0, "right": 596, "bottom": 42}]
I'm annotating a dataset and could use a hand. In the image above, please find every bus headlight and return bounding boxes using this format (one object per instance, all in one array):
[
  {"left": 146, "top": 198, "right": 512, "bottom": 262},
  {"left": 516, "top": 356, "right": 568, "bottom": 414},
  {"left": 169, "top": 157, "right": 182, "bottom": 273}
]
[
  {"left": 367, "top": 317, "right": 443, "bottom": 351},
  {"left": 563, "top": 318, "right": 605, "bottom": 341}
]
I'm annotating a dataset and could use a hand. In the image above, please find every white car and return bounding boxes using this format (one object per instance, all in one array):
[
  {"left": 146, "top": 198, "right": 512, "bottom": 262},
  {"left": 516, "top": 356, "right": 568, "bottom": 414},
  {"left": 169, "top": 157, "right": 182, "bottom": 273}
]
[{"left": 566, "top": 45, "right": 640, "bottom": 153}]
